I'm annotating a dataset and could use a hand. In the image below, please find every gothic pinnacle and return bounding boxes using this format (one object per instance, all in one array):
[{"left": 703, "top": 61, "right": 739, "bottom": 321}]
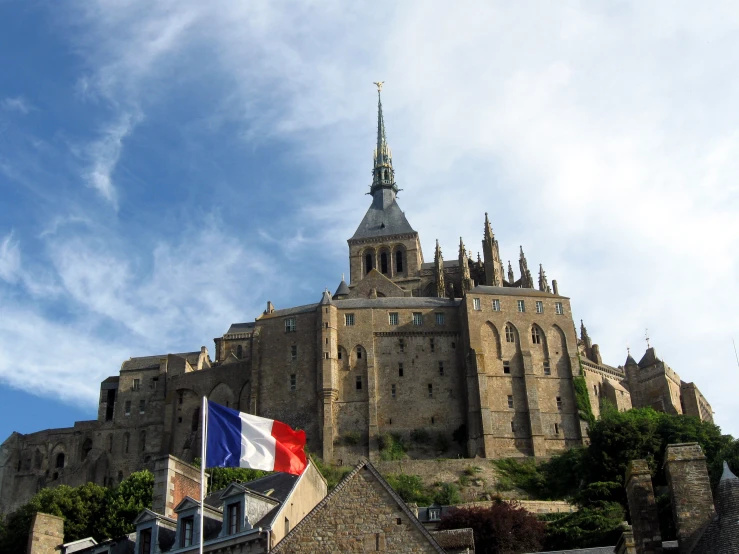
[
  {"left": 507, "top": 260, "right": 514, "bottom": 283},
  {"left": 538, "top": 263, "right": 551, "bottom": 293},
  {"left": 434, "top": 239, "right": 445, "bottom": 298}
]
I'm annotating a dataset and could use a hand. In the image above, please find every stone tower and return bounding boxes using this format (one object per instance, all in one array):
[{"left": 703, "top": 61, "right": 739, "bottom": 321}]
[{"left": 347, "top": 84, "right": 423, "bottom": 292}]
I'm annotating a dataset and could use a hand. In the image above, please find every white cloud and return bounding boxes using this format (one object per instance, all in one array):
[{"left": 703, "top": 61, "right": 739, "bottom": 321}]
[
  {"left": 1, "top": 96, "right": 32, "bottom": 114},
  {"left": 6, "top": 1, "right": 739, "bottom": 435},
  {"left": 0, "top": 232, "right": 21, "bottom": 283}
]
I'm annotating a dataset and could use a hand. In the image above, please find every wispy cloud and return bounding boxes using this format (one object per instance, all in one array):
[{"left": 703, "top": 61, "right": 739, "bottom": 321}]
[
  {"left": 0, "top": 232, "right": 20, "bottom": 283},
  {"left": 1, "top": 96, "right": 32, "bottom": 114}
]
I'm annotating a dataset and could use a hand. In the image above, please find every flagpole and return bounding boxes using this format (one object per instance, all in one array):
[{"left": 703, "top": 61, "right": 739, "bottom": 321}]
[{"left": 199, "top": 396, "right": 207, "bottom": 554}]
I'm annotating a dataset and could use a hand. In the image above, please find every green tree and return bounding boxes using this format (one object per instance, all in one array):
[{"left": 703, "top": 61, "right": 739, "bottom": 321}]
[
  {"left": 104, "top": 470, "right": 155, "bottom": 537},
  {"left": 384, "top": 474, "right": 432, "bottom": 505}
]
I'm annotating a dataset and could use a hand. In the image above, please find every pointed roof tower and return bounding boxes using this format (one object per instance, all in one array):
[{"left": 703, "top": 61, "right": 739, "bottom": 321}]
[
  {"left": 538, "top": 264, "right": 551, "bottom": 293},
  {"left": 507, "top": 260, "right": 515, "bottom": 283},
  {"left": 459, "top": 237, "right": 472, "bottom": 294},
  {"left": 519, "top": 246, "right": 534, "bottom": 288},
  {"left": 351, "top": 83, "right": 415, "bottom": 241},
  {"left": 434, "top": 240, "right": 445, "bottom": 298}
]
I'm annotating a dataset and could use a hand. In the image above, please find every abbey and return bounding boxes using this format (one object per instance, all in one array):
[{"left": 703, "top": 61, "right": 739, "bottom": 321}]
[{"left": 0, "top": 88, "right": 713, "bottom": 515}]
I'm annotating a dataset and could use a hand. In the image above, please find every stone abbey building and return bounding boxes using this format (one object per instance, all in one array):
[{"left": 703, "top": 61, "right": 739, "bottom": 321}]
[{"left": 0, "top": 88, "right": 714, "bottom": 514}]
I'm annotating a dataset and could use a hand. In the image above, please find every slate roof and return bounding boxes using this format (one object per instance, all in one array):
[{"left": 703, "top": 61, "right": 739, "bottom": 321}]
[
  {"left": 689, "top": 462, "right": 739, "bottom": 553},
  {"left": 333, "top": 279, "right": 350, "bottom": 298},
  {"left": 120, "top": 352, "right": 201, "bottom": 372},
  {"left": 224, "top": 322, "right": 256, "bottom": 335},
  {"left": 350, "top": 192, "right": 416, "bottom": 240},
  {"left": 469, "top": 285, "right": 567, "bottom": 298},
  {"left": 271, "top": 459, "right": 446, "bottom": 554},
  {"left": 259, "top": 303, "right": 320, "bottom": 318},
  {"left": 430, "top": 528, "right": 475, "bottom": 551},
  {"left": 637, "top": 347, "right": 660, "bottom": 368},
  {"left": 334, "top": 297, "right": 461, "bottom": 309},
  {"left": 625, "top": 353, "right": 637, "bottom": 366}
]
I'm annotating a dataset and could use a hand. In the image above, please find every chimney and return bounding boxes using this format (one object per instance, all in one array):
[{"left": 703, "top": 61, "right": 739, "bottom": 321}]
[
  {"left": 625, "top": 460, "right": 662, "bottom": 554},
  {"left": 27, "top": 513, "right": 64, "bottom": 554},
  {"left": 552, "top": 280, "right": 559, "bottom": 295},
  {"left": 152, "top": 455, "right": 206, "bottom": 519},
  {"left": 664, "top": 443, "right": 716, "bottom": 554}
]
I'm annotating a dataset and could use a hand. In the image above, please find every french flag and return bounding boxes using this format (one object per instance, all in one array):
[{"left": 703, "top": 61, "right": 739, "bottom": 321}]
[{"left": 205, "top": 401, "right": 307, "bottom": 475}]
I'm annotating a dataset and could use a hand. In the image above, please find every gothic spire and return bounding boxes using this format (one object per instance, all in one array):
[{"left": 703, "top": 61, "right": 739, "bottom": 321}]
[
  {"left": 538, "top": 264, "right": 551, "bottom": 293},
  {"left": 370, "top": 82, "right": 397, "bottom": 196},
  {"left": 519, "top": 246, "right": 534, "bottom": 288},
  {"left": 482, "top": 212, "right": 504, "bottom": 287},
  {"left": 434, "top": 239, "right": 445, "bottom": 298},
  {"left": 507, "top": 260, "right": 514, "bottom": 283},
  {"left": 459, "top": 237, "right": 472, "bottom": 294}
]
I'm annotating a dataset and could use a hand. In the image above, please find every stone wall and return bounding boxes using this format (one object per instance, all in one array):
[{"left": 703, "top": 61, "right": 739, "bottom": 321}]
[{"left": 26, "top": 512, "right": 64, "bottom": 554}]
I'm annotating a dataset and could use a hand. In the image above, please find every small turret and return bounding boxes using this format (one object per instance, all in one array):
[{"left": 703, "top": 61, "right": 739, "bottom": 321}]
[
  {"left": 434, "top": 240, "right": 445, "bottom": 298},
  {"left": 507, "top": 260, "right": 514, "bottom": 284},
  {"left": 333, "top": 274, "right": 350, "bottom": 300},
  {"left": 519, "top": 246, "right": 534, "bottom": 288},
  {"left": 459, "top": 237, "right": 472, "bottom": 294},
  {"left": 625, "top": 348, "right": 638, "bottom": 367}
]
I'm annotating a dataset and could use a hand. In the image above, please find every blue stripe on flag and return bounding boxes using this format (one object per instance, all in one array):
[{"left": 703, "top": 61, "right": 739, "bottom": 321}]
[{"left": 206, "top": 401, "right": 242, "bottom": 468}]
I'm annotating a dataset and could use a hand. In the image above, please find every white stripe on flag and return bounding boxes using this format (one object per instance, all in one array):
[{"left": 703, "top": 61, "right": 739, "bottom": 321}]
[{"left": 239, "top": 412, "right": 277, "bottom": 471}]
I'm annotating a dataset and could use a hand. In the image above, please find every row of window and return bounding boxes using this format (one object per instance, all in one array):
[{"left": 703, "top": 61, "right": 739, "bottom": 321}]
[
  {"left": 345, "top": 312, "right": 446, "bottom": 327},
  {"left": 506, "top": 395, "right": 563, "bottom": 410},
  {"left": 124, "top": 399, "right": 147, "bottom": 415},
  {"left": 472, "top": 297, "right": 564, "bottom": 315},
  {"left": 509, "top": 422, "right": 562, "bottom": 434},
  {"left": 503, "top": 324, "right": 549, "bottom": 345},
  {"left": 130, "top": 377, "right": 158, "bottom": 391},
  {"left": 502, "top": 360, "right": 551, "bottom": 375}
]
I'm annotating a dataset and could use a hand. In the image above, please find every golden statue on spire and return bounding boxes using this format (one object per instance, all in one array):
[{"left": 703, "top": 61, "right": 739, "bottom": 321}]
[{"left": 373, "top": 81, "right": 384, "bottom": 92}]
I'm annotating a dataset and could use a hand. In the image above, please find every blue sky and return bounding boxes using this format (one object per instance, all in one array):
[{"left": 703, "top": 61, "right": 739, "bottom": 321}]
[{"left": 1, "top": 1, "right": 738, "bottom": 442}]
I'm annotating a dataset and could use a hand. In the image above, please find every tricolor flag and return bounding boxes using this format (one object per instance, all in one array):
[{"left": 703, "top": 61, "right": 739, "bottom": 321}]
[{"left": 205, "top": 400, "right": 307, "bottom": 475}]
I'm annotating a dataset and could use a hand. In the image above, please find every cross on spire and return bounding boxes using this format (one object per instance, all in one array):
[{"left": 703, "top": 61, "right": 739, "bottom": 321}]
[
  {"left": 645, "top": 328, "right": 651, "bottom": 348},
  {"left": 371, "top": 82, "right": 397, "bottom": 195}
]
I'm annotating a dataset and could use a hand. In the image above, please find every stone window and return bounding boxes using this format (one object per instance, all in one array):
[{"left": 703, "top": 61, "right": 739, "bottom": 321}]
[
  {"left": 536, "top": 300, "right": 544, "bottom": 313},
  {"left": 389, "top": 312, "right": 399, "bottom": 325},
  {"left": 428, "top": 384, "right": 433, "bottom": 398},
  {"left": 391, "top": 384, "right": 396, "bottom": 398},
  {"left": 56, "top": 452, "right": 65, "bottom": 469},
  {"left": 181, "top": 516, "right": 194, "bottom": 547},
  {"left": 338, "top": 349, "right": 342, "bottom": 360},
  {"left": 543, "top": 361, "right": 551, "bottom": 375},
  {"left": 473, "top": 298, "right": 481, "bottom": 310},
  {"left": 132, "top": 378, "right": 140, "bottom": 391},
  {"left": 291, "top": 345, "right": 297, "bottom": 361},
  {"left": 285, "top": 317, "right": 296, "bottom": 332},
  {"left": 511, "top": 421, "right": 515, "bottom": 432},
  {"left": 365, "top": 253, "right": 373, "bottom": 274},
  {"left": 139, "top": 399, "right": 145, "bottom": 414},
  {"left": 227, "top": 502, "right": 240, "bottom": 535},
  {"left": 435, "top": 312, "right": 445, "bottom": 325},
  {"left": 151, "top": 377, "right": 158, "bottom": 390},
  {"left": 531, "top": 326, "right": 542, "bottom": 344},
  {"left": 517, "top": 300, "right": 525, "bottom": 312},
  {"left": 356, "top": 376, "right": 362, "bottom": 390},
  {"left": 398, "top": 363, "right": 404, "bottom": 377},
  {"left": 554, "top": 423, "right": 560, "bottom": 434},
  {"left": 356, "top": 346, "right": 363, "bottom": 359},
  {"left": 430, "top": 338, "right": 435, "bottom": 352},
  {"left": 413, "top": 312, "right": 423, "bottom": 326},
  {"left": 429, "top": 508, "right": 440, "bottom": 521},
  {"left": 124, "top": 433, "right": 130, "bottom": 453},
  {"left": 556, "top": 397, "right": 562, "bottom": 411},
  {"left": 139, "top": 528, "right": 152, "bottom": 554},
  {"left": 492, "top": 299, "right": 501, "bottom": 311},
  {"left": 503, "top": 361, "right": 511, "bottom": 374},
  {"left": 345, "top": 313, "right": 355, "bottom": 326},
  {"left": 290, "top": 374, "right": 297, "bottom": 391},
  {"left": 507, "top": 395, "right": 514, "bottom": 409},
  {"left": 178, "top": 391, "right": 184, "bottom": 405},
  {"left": 324, "top": 352, "right": 329, "bottom": 359},
  {"left": 395, "top": 250, "right": 404, "bottom": 273},
  {"left": 555, "top": 302, "right": 564, "bottom": 315},
  {"left": 236, "top": 345, "right": 243, "bottom": 358},
  {"left": 505, "top": 324, "right": 515, "bottom": 343},
  {"left": 399, "top": 338, "right": 405, "bottom": 352},
  {"left": 125, "top": 400, "right": 131, "bottom": 416},
  {"left": 431, "top": 416, "right": 435, "bottom": 424},
  {"left": 438, "top": 361, "right": 444, "bottom": 376}
]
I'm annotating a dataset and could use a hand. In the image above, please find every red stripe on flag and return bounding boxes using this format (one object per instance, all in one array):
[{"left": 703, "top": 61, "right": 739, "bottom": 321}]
[{"left": 271, "top": 420, "right": 307, "bottom": 475}]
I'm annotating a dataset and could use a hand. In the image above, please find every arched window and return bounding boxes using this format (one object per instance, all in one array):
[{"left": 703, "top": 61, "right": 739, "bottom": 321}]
[
  {"left": 236, "top": 345, "right": 243, "bottom": 359},
  {"left": 395, "top": 250, "right": 404, "bottom": 273},
  {"left": 365, "top": 253, "right": 373, "bottom": 274},
  {"left": 505, "top": 324, "right": 515, "bottom": 343},
  {"left": 55, "top": 453, "right": 65, "bottom": 469},
  {"left": 81, "top": 438, "right": 93, "bottom": 462},
  {"left": 356, "top": 346, "right": 363, "bottom": 360},
  {"left": 531, "top": 326, "right": 542, "bottom": 345},
  {"left": 383, "top": 169, "right": 388, "bottom": 180},
  {"left": 380, "top": 252, "right": 388, "bottom": 274}
]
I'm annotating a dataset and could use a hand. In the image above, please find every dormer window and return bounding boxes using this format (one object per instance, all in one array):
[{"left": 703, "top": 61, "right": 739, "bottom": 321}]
[
  {"left": 227, "top": 502, "right": 241, "bottom": 535},
  {"left": 429, "top": 508, "right": 441, "bottom": 521},
  {"left": 180, "top": 516, "right": 194, "bottom": 547}
]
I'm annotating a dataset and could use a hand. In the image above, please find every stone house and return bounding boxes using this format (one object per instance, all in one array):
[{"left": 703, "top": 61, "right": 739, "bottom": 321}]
[{"left": 0, "top": 87, "right": 713, "bottom": 515}]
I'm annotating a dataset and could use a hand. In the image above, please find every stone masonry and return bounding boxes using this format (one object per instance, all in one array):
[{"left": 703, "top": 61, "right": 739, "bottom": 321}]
[{"left": 26, "top": 512, "right": 64, "bottom": 554}]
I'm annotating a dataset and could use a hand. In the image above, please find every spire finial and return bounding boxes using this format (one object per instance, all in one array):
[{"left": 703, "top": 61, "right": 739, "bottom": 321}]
[
  {"left": 373, "top": 81, "right": 384, "bottom": 92},
  {"left": 342, "top": 273, "right": 345, "bottom": 281},
  {"left": 370, "top": 82, "right": 396, "bottom": 196},
  {"left": 645, "top": 328, "right": 651, "bottom": 348}
]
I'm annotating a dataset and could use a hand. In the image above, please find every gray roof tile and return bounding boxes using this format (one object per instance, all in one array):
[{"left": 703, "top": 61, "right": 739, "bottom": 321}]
[{"left": 350, "top": 195, "right": 416, "bottom": 240}]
